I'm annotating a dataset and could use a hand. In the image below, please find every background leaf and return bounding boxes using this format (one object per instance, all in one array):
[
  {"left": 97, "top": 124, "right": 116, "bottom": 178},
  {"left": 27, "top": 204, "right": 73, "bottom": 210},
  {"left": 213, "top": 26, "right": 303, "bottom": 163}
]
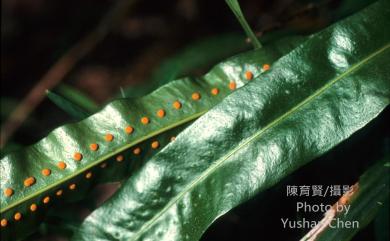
[
  {"left": 302, "top": 159, "right": 389, "bottom": 241},
  {"left": 225, "top": 0, "right": 262, "bottom": 48},
  {"left": 0, "top": 35, "right": 303, "bottom": 241},
  {"left": 122, "top": 33, "right": 250, "bottom": 98},
  {"left": 72, "top": 2, "right": 390, "bottom": 240},
  {"left": 46, "top": 90, "right": 90, "bottom": 120},
  {"left": 55, "top": 84, "right": 99, "bottom": 113}
]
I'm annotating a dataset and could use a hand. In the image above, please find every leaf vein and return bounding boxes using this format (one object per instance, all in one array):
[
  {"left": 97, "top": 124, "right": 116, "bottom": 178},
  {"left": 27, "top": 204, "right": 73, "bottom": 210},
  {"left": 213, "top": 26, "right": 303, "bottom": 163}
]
[{"left": 130, "top": 42, "right": 390, "bottom": 240}]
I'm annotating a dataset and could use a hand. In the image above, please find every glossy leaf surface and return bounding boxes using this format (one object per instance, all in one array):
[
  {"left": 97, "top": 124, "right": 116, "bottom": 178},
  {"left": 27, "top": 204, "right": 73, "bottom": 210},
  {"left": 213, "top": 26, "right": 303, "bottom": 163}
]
[
  {"left": 73, "top": 2, "right": 390, "bottom": 241},
  {"left": 0, "top": 35, "right": 303, "bottom": 240}
]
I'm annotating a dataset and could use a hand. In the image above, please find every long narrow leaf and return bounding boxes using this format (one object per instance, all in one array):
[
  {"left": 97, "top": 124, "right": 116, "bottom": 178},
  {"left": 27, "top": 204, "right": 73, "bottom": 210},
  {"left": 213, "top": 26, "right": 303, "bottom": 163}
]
[
  {"left": 46, "top": 90, "right": 90, "bottom": 119},
  {"left": 0, "top": 36, "right": 303, "bottom": 240},
  {"left": 73, "top": 2, "right": 390, "bottom": 240},
  {"left": 225, "top": 0, "right": 262, "bottom": 49},
  {"left": 56, "top": 84, "right": 99, "bottom": 113}
]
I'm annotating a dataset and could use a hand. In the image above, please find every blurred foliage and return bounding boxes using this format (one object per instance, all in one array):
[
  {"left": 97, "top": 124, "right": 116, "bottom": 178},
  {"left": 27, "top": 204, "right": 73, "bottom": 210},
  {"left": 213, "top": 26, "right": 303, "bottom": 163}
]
[
  {"left": 55, "top": 84, "right": 99, "bottom": 112},
  {"left": 122, "top": 33, "right": 249, "bottom": 98},
  {"left": 46, "top": 90, "right": 90, "bottom": 120}
]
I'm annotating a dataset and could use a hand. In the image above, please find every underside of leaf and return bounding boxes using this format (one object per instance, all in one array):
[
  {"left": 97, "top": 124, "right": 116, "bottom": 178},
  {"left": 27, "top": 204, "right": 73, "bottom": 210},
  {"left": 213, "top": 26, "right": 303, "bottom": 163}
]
[
  {"left": 72, "top": 1, "right": 390, "bottom": 240},
  {"left": 0, "top": 33, "right": 303, "bottom": 240}
]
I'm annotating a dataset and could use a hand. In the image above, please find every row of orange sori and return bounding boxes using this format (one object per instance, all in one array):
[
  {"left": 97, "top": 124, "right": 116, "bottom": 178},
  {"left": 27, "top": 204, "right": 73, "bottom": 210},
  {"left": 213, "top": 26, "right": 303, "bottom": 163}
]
[{"left": 0, "top": 66, "right": 270, "bottom": 227}]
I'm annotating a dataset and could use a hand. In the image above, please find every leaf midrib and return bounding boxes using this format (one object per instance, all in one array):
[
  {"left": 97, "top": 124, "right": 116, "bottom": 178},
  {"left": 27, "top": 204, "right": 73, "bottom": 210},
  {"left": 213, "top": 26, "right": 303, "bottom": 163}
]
[
  {"left": 1, "top": 110, "right": 207, "bottom": 213},
  {"left": 130, "top": 42, "right": 390, "bottom": 240}
]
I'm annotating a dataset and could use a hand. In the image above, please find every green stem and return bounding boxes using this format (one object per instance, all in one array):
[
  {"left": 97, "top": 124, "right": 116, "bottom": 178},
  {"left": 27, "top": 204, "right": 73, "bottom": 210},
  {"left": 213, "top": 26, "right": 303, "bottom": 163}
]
[{"left": 225, "top": 0, "right": 262, "bottom": 49}]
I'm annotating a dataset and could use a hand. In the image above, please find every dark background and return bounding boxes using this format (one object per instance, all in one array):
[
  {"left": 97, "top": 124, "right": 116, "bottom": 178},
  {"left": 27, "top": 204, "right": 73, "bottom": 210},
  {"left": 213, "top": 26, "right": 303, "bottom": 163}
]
[
  {"left": 2, "top": 0, "right": 371, "bottom": 147},
  {"left": 1, "top": 0, "right": 387, "bottom": 240}
]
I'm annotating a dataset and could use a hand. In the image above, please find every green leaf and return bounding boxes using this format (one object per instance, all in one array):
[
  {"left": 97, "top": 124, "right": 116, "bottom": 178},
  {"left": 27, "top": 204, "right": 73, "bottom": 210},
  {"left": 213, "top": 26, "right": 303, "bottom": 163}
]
[
  {"left": 122, "top": 33, "right": 250, "bottom": 98},
  {"left": 152, "top": 33, "right": 250, "bottom": 87},
  {"left": 225, "top": 0, "right": 262, "bottom": 49},
  {"left": 95, "top": 122, "right": 191, "bottom": 184},
  {"left": 56, "top": 84, "right": 99, "bottom": 113},
  {"left": 301, "top": 159, "right": 389, "bottom": 241},
  {"left": 46, "top": 90, "right": 90, "bottom": 119},
  {"left": 72, "top": 2, "right": 390, "bottom": 241},
  {"left": 0, "top": 36, "right": 303, "bottom": 240}
]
